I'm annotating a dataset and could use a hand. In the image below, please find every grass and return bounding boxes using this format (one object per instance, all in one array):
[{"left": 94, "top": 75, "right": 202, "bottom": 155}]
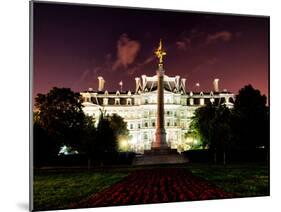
[
  {"left": 33, "top": 163, "right": 269, "bottom": 210},
  {"left": 33, "top": 170, "right": 128, "bottom": 211},
  {"left": 187, "top": 163, "right": 269, "bottom": 197}
]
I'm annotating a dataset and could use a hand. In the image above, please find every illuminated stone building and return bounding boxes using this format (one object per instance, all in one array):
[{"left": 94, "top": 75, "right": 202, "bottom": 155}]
[{"left": 80, "top": 75, "right": 235, "bottom": 153}]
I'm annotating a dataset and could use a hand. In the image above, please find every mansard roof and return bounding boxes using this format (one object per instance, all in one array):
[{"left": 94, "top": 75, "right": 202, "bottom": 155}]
[{"left": 138, "top": 74, "right": 186, "bottom": 94}]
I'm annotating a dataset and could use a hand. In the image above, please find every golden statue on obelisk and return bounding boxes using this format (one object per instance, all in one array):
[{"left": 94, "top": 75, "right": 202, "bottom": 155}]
[
  {"left": 152, "top": 39, "right": 168, "bottom": 150},
  {"left": 154, "top": 39, "right": 167, "bottom": 68},
  {"left": 133, "top": 39, "right": 189, "bottom": 165}
]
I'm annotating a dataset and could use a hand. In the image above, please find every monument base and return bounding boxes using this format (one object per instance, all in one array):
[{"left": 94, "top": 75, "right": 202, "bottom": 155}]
[{"left": 133, "top": 148, "right": 189, "bottom": 166}]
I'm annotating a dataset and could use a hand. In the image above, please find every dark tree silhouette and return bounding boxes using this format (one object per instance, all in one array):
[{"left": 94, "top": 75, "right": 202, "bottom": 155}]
[
  {"left": 94, "top": 110, "right": 117, "bottom": 164},
  {"left": 108, "top": 113, "right": 129, "bottom": 151},
  {"left": 189, "top": 85, "right": 269, "bottom": 164},
  {"left": 233, "top": 85, "right": 269, "bottom": 150},
  {"left": 191, "top": 103, "right": 216, "bottom": 148},
  {"left": 34, "top": 87, "right": 85, "bottom": 152},
  {"left": 210, "top": 105, "right": 233, "bottom": 164},
  {"left": 33, "top": 121, "right": 57, "bottom": 167},
  {"left": 79, "top": 115, "right": 97, "bottom": 169}
]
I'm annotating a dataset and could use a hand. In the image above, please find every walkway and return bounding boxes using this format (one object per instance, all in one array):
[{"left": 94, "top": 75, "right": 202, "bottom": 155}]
[{"left": 74, "top": 168, "right": 233, "bottom": 208}]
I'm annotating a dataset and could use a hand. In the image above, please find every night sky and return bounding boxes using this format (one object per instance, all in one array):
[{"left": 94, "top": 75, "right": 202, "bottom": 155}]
[{"left": 33, "top": 2, "right": 269, "bottom": 99}]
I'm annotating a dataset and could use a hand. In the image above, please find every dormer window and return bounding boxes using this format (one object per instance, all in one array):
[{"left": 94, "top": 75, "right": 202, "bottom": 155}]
[
  {"left": 145, "top": 99, "right": 148, "bottom": 104},
  {"left": 127, "top": 98, "right": 132, "bottom": 105},
  {"left": 115, "top": 98, "right": 120, "bottom": 105}
]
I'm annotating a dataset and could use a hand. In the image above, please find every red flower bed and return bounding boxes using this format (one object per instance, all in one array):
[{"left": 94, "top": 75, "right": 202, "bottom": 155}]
[{"left": 74, "top": 168, "right": 233, "bottom": 208}]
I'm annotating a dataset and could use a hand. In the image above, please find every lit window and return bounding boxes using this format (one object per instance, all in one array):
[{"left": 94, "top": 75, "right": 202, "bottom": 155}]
[
  {"left": 103, "top": 98, "right": 108, "bottom": 105},
  {"left": 189, "top": 98, "right": 194, "bottom": 105}
]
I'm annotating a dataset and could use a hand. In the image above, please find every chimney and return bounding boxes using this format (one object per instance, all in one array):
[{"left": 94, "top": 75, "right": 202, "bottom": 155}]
[
  {"left": 98, "top": 76, "right": 105, "bottom": 91},
  {"left": 213, "top": 78, "right": 219, "bottom": 92}
]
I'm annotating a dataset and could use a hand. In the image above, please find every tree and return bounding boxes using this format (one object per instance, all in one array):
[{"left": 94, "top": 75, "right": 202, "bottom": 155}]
[
  {"left": 108, "top": 113, "right": 129, "bottom": 151},
  {"left": 189, "top": 103, "right": 233, "bottom": 164},
  {"left": 233, "top": 85, "right": 269, "bottom": 150},
  {"left": 79, "top": 115, "right": 97, "bottom": 169},
  {"left": 193, "top": 103, "right": 216, "bottom": 149},
  {"left": 94, "top": 110, "right": 117, "bottom": 164},
  {"left": 34, "top": 87, "right": 85, "bottom": 153},
  {"left": 33, "top": 121, "right": 57, "bottom": 167},
  {"left": 186, "top": 115, "right": 204, "bottom": 150},
  {"left": 210, "top": 105, "right": 233, "bottom": 165},
  {"left": 187, "top": 85, "right": 269, "bottom": 164}
]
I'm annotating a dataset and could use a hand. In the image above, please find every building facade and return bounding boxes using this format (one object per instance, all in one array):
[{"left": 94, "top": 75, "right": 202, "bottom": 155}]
[{"left": 80, "top": 75, "right": 235, "bottom": 153}]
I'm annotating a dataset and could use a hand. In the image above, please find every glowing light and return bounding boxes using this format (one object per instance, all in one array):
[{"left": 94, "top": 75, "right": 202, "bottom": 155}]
[
  {"left": 58, "top": 145, "right": 78, "bottom": 155},
  {"left": 118, "top": 137, "right": 129, "bottom": 151}
]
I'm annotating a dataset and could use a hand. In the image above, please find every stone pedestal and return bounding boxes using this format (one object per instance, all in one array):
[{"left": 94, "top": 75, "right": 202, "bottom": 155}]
[{"left": 133, "top": 149, "right": 188, "bottom": 166}]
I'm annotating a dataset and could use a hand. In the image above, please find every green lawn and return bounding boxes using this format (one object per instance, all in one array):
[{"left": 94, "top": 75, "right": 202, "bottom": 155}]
[
  {"left": 33, "top": 170, "right": 128, "bottom": 210},
  {"left": 187, "top": 163, "right": 269, "bottom": 197},
  {"left": 33, "top": 163, "right": 269, "bottom": 210}
]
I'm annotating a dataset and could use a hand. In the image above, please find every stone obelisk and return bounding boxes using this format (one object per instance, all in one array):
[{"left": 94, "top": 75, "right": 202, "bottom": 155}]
[
  {"left": 152, "top": 39, "right": 169, "bottom": 150},
  {"left": 133, "top": 40, "right": 188, "bottom": 165}
]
